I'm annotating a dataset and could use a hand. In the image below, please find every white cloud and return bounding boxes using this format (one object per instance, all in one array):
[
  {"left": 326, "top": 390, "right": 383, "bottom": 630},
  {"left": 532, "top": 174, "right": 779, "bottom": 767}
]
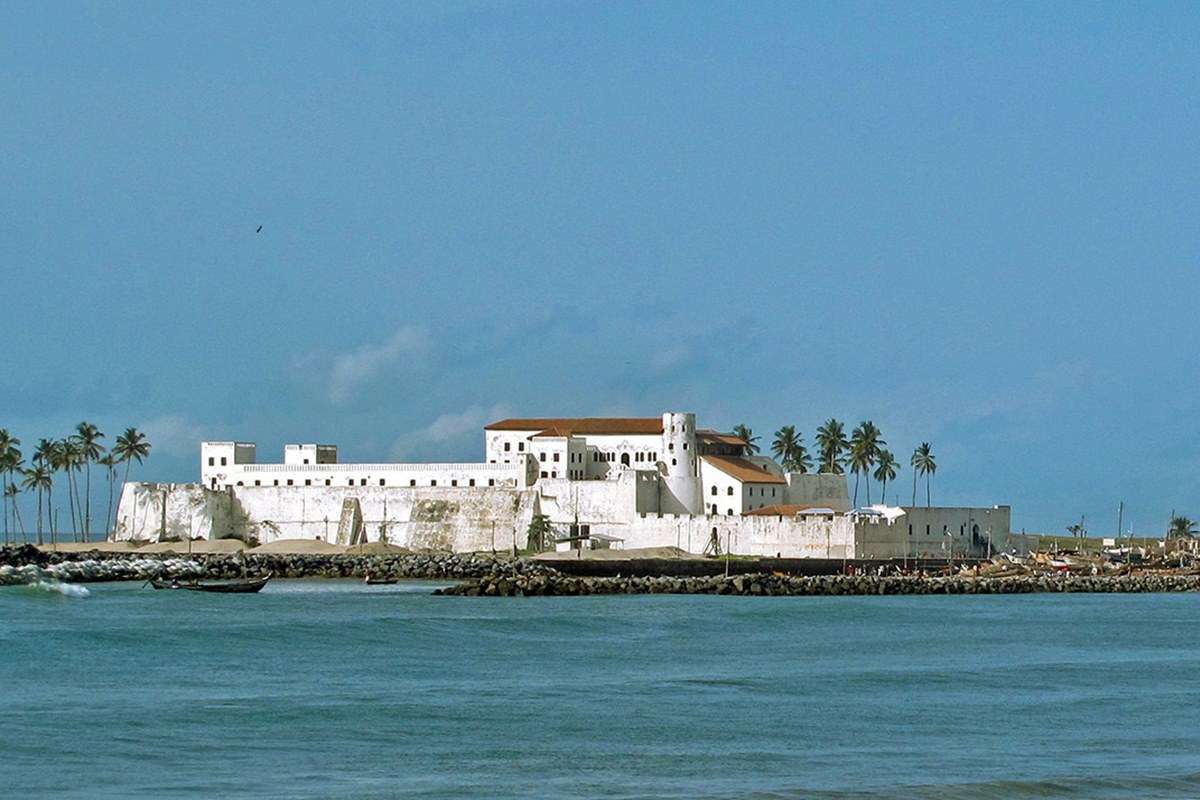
[
  {"left": 328, "top": 326, "right": 429, "bottom": 404},
  {"left": 138, "top": 414, "right": 209, "bottom": 457},
  {"left": 389, "top": 403, "right": 510, "bottom": 460}
]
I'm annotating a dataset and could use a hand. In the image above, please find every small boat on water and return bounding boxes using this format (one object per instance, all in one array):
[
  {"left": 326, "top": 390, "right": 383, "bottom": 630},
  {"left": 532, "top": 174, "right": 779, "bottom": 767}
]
[
  {"left": 150, "top": 573, "right": 272, "bottom": 593},
  {"left": 364, "top": 574, "right": 399, "bottom": 585}
]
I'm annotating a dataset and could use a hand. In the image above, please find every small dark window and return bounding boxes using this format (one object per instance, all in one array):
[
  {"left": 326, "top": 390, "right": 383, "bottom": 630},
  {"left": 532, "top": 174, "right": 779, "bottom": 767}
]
[
  {"left": 683, "top": 442, "right": 688, "bottom": 450},
  {"left": 325, "top": 479, "right": 331, "bottom": 486},
  {"left": 380, "top": 479, "right": 386, "bottom": 487},
  {"left": 727, "top": 509, "right": 733, "bottom": 516},
  {"left": 303, "top": 458, "right": 309, "bottom": 465},
  {"left": 518, "top": 442, "right": 524, "bottom": 452},
  {"left": 255, "top": 480, "right": 261, "bottom": 486},
  {"left": 504, "top": 442, "right": 511, "bottom": 452},
  {"left": 469, "top": 479, "right": 475, "bottom": 487},
  {"left": 553, "top": 452, "right": 560, "bottom": 462},
  {"left": 727, "top": 487, "right": 733, "bottom": 496},
  {"left": 908, "top": 524, "right": 913, "bottom": 536},
  {"left": 430, "top": 480, "right": 436, "bottom": 487},
  {"left": 410, "top": 479, "right": 416, "bottom": 487},
  {"left": 711, "top": 486, "right": 717, "bottom": 495},
  {"left": 274, "top": 480, "right": 279, "bottom": 486},
  {"left": 672, "top": 458, "right": 677, "bottom": 466},
  {"left": 220, "top": 457, "right": 227, "bottom": 466},
  {"left": 451, "top": 479, "right": 458, "bottom": 487},
  {"left": 236, "top": 481, "right": 244, "bottom": 487},
  {"left": 305, "top": 479, "right": 311, "bottom": 486},
  {"left": 208, "top": 457, "right": 214, "bottom": 466},
  {"left": 541, "top": 471, "right": 548, "bottom": 478},
  {"left": 926, "top": 525, "right": 931, "bottom": 536},
  {"left": 488, "top": 479, "right": 495, "bottom": 487}
]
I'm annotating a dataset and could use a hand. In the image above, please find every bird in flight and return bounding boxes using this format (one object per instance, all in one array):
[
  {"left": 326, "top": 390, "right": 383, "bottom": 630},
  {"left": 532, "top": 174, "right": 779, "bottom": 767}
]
[{"left": 256, "top": 225, "right": 263, "bottom": 233}]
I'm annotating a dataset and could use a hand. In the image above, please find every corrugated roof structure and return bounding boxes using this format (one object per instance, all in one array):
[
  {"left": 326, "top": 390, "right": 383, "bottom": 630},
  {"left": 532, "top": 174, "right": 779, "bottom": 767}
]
[
  {"left": 485, "top": 417, "right": 664, "bottom": 435},
  {"left": 702, "top": 455, "right": 787, "bottom": 484}
]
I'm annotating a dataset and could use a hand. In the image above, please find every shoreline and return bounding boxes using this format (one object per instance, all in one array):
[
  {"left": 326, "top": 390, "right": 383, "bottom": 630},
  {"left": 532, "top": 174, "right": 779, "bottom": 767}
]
[{"left": 2, "top": 545, "right": 1199, "bottom": 595}]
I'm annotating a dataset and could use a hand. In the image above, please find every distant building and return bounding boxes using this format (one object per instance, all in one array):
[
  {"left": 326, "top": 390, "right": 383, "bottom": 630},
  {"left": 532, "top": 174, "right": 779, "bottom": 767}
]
[{"left": 117, "top": 410, "right": 1009, "bottom": 558}]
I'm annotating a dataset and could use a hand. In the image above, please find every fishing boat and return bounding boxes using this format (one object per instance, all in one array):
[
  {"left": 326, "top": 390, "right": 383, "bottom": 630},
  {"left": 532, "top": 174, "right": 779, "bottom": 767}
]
[
  {"left": 364, "top": 574, "right": 399, "bottom": 585},
  {"left": 150, "top": 573, "right": 272, "bottom": 593}
]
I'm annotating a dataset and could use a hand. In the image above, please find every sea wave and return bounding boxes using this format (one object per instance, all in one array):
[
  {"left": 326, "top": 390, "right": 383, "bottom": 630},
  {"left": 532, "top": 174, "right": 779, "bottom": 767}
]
[{"left": 750, "top": 772, "right": 1200, "bottom": 800}]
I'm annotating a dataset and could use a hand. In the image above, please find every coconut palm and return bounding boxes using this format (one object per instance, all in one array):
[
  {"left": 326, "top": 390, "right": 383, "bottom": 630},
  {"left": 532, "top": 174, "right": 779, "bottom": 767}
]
[
  {"left": 32, "top": 439, "right": 58, "bottom": 542},
  {"left": 21, "top": 464, "right": 52, "bottom": 546},
  {"left": 4, "top": 482, "right": 23, "bottom": 544},
  {"left": 113, "top": 428, "right": 151, "bottom": 532},
  {"left": 770, "top": 425, "right": 810, "bottom": 472},
  {"left": 75, "top": 422, "right": 105, "bottom": 540},
  {"left": 849, "top": 422, "right": 885, "bottom": 505},
  {"left": 731, "top": 424, "right": 760, "bottom": 455},
  {"left": 873, "top": 449, "right": 898, "bottom": 504},
  {"left": 56, "top": 437, "right": 85, "bottom": 540},
  {"left": 0, "top": 430, "right": 20, "bottom": 543},
  {"left": 911, "top": 443, "right": 936, "bottom": 507},
  {"left": 1167, "top": 516, "right": 1197, "bottom": 539},
  {"left": 815, "top": 418, "right": 848, "bottom": 475},
  {"left": 97, "top": 452, "right": 117, "bottom": 535}
]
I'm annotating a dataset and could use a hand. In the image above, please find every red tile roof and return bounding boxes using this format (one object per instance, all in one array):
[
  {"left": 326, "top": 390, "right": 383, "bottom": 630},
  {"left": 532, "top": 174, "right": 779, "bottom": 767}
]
[
  {"left": 485, "top": 417, "right": 664, "bottom": 435},
  {"left": 744, "top": 504, "right": 837, "bottom": 516},
  {"left": 696, "top": 429, "right": 748, "bottom": 447},
  {"left": 702, "top": 456, "right": 787, "bottom": 484}
]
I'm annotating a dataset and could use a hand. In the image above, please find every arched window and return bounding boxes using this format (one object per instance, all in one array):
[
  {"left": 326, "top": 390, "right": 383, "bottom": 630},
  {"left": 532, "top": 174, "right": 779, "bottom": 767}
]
[
  {"left": 621, "top": 453, "right": 630, "bottom": 466},
  {"left": 711, "top": 486, "right": 717, "bottom": 495},
  {"left": 727, "top": 508, "right": 733, "bottom": 516},
  {"left": 711, "top": 504, "right": 718, "bottom": 515},
  {"left": 727, "top": 486, "right": 733, "bottom": 495}
]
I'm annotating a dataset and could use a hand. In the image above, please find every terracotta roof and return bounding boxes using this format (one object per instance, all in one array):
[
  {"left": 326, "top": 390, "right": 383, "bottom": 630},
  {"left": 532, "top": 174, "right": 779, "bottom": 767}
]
[
  {"left": 696, "top": 429, "right": 748, "bottom": 447},
  {"left": 702, "top": 456, "right": 787, "bottom": 484},
  {"left": 744, "top": 504, "right": 837, "bottom": 516},
  {"left": 530, "top": 426, "right": 574, "bottom": 438},
  {"left": 485, "top": 417, "right": 664, "bottom": 435}
]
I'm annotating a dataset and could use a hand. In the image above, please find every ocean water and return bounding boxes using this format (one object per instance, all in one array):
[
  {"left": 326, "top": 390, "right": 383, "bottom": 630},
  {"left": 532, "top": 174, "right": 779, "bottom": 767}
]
[{"left": 3, "top": 581, "right": 1200, "bottom": 799}]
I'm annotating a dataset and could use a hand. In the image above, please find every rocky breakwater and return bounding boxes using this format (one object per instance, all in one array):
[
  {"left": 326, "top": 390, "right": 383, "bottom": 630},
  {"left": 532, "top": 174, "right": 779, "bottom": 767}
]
[
  {"left": 435, "top": 567, "right": 1200, "bottom": 597},
  {"left": 0, "top": 545, "right": 545, "bottom": 583}
]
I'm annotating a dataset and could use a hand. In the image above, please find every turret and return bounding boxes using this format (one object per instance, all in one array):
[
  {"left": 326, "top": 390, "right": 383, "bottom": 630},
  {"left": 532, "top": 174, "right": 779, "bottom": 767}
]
[{"left": 659, "top": 412, "right": 702, "bottom": 514}]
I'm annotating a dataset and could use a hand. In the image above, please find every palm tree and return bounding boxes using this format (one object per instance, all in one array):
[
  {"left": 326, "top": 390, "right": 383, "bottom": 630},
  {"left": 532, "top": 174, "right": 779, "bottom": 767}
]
[
  {"left": 849, "top": 422, "right": 885, "bottom": 505},
  {"left": 911, "top": 443, "right": 936, "bottom": 507},
  {"left": 98, "top": 452, "right": 118, "bottom": 536},
  {"left": 75, "top": 422, "right": 105, "bottom": 540},
  {"left": 0, "top": 430, "right": 20, "bottom": 543},
  {"left": 21, "top": 464, "right": 52, "bottom": 546},
  {"left": 112, "top": 428, "right": 152, "bottom": 533},
  {"left": 4, "top": 482, "right": 23, "bottom": 544},
  {"left": 56, "top": 437, "right": 85, "bottom": 540},
  {"left": 815, "top": 418, "right": 848, "bottom": 474},
  {"left": 873, "top": 449, "right": 898, "bottom": 504},
  {"left": 770, "top": 425, "right": 810, "bottom": 472},
  {"left": 731, "top": 424, "right": 760, "bottom": 455},
  {"left": 1167, "top": 516, "right": 1197, "bottom": 539},
  {"left": 33, "top": 439, "right": 57, "bottom": 543}
]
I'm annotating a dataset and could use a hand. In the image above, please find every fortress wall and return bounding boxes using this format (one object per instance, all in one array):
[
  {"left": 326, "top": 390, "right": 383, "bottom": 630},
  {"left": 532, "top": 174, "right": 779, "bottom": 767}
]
[{"left": 115, "top": 482, "right": 537, "bottom": 552}]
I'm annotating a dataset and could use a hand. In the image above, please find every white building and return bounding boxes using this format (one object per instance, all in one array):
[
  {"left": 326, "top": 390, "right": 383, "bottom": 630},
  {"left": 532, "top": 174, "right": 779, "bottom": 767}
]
[{"left": 115, "top": 410, "right": 1010, "bottom": 559}]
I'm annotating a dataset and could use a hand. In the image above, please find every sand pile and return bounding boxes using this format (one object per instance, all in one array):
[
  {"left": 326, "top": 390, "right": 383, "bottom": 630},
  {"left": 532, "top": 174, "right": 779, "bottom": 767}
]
[
  {"left": 248, "top": 539, "right": 347, "bottom": 555},
  {"left": 38, "top": 541, "right": 140, "bottom": 553},
  {"left": 138, "top": 539, "right": 247, "bottom": 554},
  {"left": 341, "top": 541, "right": 412, "bottom": 555},
  {"left": 535, "top": 546, "right": 695, "bottom": 561}
]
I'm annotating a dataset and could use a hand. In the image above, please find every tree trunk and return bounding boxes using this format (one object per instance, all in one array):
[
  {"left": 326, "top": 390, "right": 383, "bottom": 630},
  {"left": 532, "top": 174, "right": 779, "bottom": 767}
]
[
  {"left": 881, "top": 478, "right": 887, "bottom": 506},
  {"left": 852, "top": 471, "right": 859, "bottom": 506},
  {"left": 84, "top": 462, "right": 92, "bottom": 541},
  {"left": 13, "top": 494, "right": 26, "bottom": 544},
  {"left": 912, "top": 469, "right": 917, "bottom": 506},
  {"left": 36, "top": 488, "right": 43, "bottom": 546},
  {"left": 66, "top": 473, "right": 78, "bottom": 542},
  {"left": 926, "top": 475, "right": 931, "bottom": 507},
  {"left": 106, "top": 471, "right": 115, "bottom": 537}
]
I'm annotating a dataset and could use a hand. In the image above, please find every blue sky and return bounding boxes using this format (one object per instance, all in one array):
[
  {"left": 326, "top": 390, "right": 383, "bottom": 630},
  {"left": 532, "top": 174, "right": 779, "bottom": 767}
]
[{"left": 2, "top": 2, "right": 1198, "bottom": 536}]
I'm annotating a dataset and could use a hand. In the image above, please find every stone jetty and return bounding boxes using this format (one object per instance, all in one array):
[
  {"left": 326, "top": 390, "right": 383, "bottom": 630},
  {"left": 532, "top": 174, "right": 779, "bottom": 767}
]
[
  {"left": 0, "top": 544, "right": 548, "bottom": 584},
  {"left": 434, "top": 564, "right": 1200, "bottom": 597}
]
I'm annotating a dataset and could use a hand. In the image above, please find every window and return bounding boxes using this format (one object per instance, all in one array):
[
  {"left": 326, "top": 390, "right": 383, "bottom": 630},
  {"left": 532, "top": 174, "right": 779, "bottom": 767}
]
[
  {"left": 305, "top": 479, "right": 311, "bottom": 486},
  {"left": 539, "top": 453, "right": 545, "bottom": 462},
  {"left": 325, "top": 479, "right": 331, "bottom": 486},
  {"left": 683, "top": 442, "right": 688, "bottom": 450},
  {"left": 518, "top": 442, "right": 524, "bottom": 452},
  {"left": 410, "top": 479, "right": 416, "bottom": 487},
  {"left": 772, "top": 488, "right": 776, "bottom": 496},
  {"left": 220, "top": 456, "right": 227, "bottom": 466},
  {"left": 360, "top": 479, "right": 367, "bottom": 486},
  {"left": 469, "top": 479, "right": 475, "bottom": 487},
  {"left": 236, "top": 481, "right": 244, "bottom": 487},
  {"left": 255, "top": 480, "right": 261, "bottom": 486},
  {"left": 727, "top": 487, "right": 733, "bottom": 495},
  {"left": 727, "top": 509, "right": 733, "bottom": 516},
  {"left": 551, "top": 471, "right": 557, "bottom": 478},
  {"left": 553, "top": 453, "right": 560, "bottom": 462},
  {"left": 541, "top": 471, "right": 548, "bottom": 478},
  {"left": 451, "top": 480, "right": 458, "bottom": 487},
  {"left": 303, "top": 458, "right": 309, "bottom": 465},
  {"left": 430, "top": 480, "right": 437, "bottom": 487},
  {"left": 274, "top": 480, "right": 279, "bottom": 486},
  {"left": 960, "top": 525, "right": 964, "bottom": 536},
  {"left": 211, "top": 478, "right": 217, "bottom": 488},
  {"left": 908, "top": 524, "right": 913, "bottom": 536},
  {"left": 488, "top": 479, "right": 495, "bottom": 487},
  {"left": 711, "top": 504, "right": 718, "bottom": 514},
  {"left": 380, "top": 479, "right": 386, "bottom": 487},
  {"left": 671, "top": 458, "right": 677, "bottom": 466},
  {"left": 711, "top": 486, "right": 717, "bottom": 495},
  {"left": 208, "top": 457, "right": 214, "bottom": 466},
  {"left": 348, "top": 479, "right": 354, "bottom": 486},
  {"left": 926, "top": 525, "right": 930, "bottom": 536},
  {"left": 504, "top": 442, "right": 511, "bottom": 452},
  {"left": 669, "top": 442, "right": 675, "bottom": 452},
  {"left": 593, "top": 452, "right": 598, "bottom": 462}
]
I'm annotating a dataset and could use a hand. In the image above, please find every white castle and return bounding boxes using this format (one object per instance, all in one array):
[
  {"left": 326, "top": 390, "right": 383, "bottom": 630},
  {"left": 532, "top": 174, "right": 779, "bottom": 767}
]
[{"left": 115, "top": 411, "right": 1009, "bottom": 559}]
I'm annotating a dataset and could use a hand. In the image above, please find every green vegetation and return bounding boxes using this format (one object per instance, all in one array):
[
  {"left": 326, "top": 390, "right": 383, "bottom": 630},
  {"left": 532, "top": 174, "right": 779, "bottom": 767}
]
[
  {"left": 910, "top": 443, "right": 936, "bottom": 507},
  {"left": 0, "top": 423, "right": 150, "bottom": 544},
  {"left": 771, "top": 425, "right": 811, "bottom": 473},
  {"left": 731, "top": 424, "right": 759, "bottom": 454},
  {"left": 525, "top": 513, "right": 554, "bottom": 552}
]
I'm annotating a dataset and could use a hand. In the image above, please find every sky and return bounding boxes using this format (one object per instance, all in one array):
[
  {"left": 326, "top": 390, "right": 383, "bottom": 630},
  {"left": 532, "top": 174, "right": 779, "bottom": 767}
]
[{"left": 2, "top": 1, "right": 1198, "bottom": 536}]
